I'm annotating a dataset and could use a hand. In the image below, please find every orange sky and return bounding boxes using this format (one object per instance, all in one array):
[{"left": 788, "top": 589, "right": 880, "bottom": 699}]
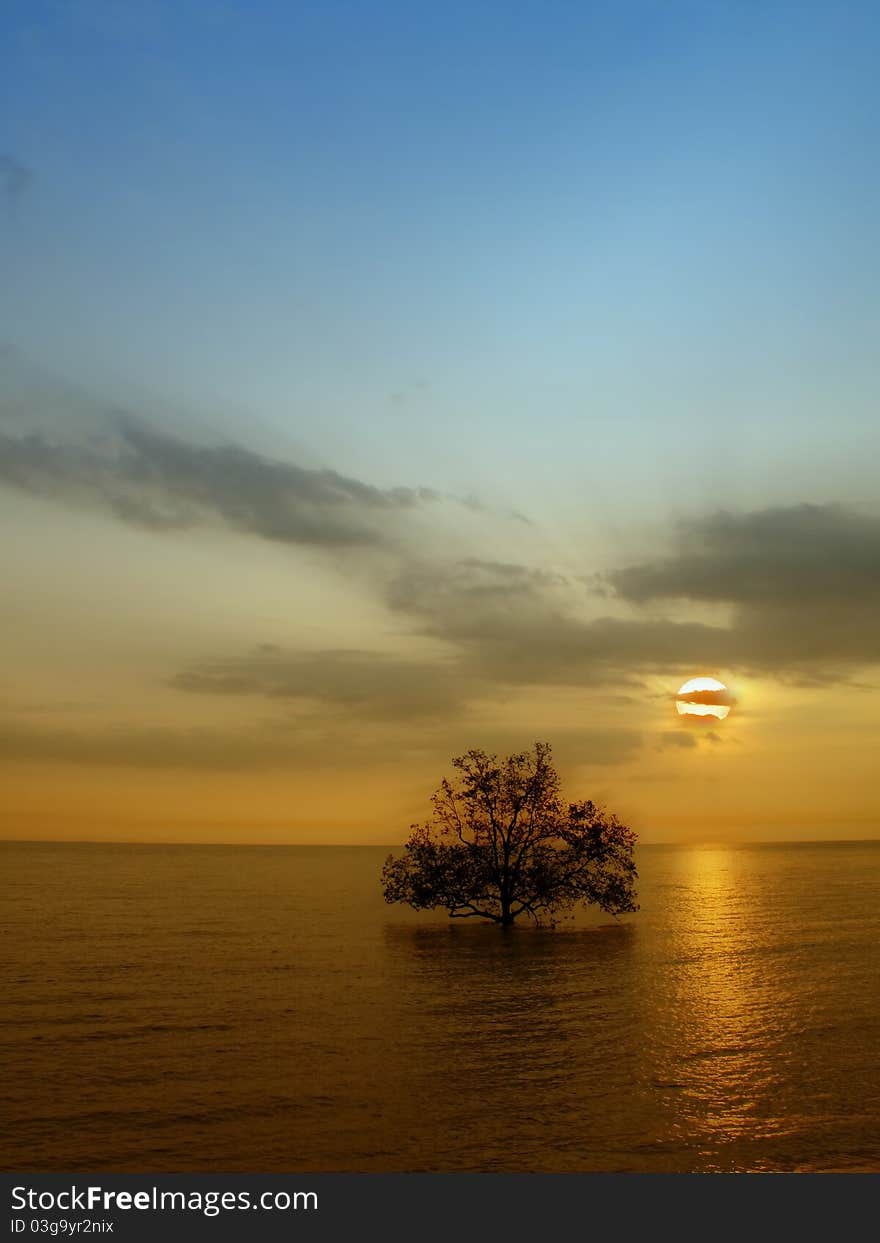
[{"left": 2, "top": 429, "right": 878, "bottom": 844}]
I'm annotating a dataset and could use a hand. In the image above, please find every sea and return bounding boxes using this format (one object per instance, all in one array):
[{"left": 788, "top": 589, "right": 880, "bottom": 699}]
[{"left": 2, "top": 840, "right": 879, "bottom": 1173}]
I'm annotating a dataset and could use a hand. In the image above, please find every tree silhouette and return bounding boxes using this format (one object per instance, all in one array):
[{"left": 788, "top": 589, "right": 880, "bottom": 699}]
[{"left": 381, "top": 742, "right": 638, "bottom": 927}]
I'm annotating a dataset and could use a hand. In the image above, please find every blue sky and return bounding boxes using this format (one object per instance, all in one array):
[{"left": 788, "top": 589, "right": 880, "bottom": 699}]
[{"left": 4, "top": 0, "right": 880, "bottom": 512}]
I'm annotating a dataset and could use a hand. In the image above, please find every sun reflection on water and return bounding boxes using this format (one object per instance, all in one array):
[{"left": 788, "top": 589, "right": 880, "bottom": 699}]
[{"left": 647, "top": 846, "right": 806, "bottom": 1168}]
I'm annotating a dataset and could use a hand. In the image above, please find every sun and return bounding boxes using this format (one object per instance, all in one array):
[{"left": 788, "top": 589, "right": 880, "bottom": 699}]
[{"left": 676, "top": 676, "right": 732, "bottom": 721}]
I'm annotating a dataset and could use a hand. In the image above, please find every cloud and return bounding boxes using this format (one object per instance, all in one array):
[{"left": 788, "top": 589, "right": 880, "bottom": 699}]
[
  {"left": 0, "top": 415, "right": 438, "bottom": 547},
  {"left": 0, "top": 718, "right": 310, "bottom": 771},
  {"left": 467, "top": 615, "right": 730, "bottom": 686},
  {"left": 387, "top": 557, "right": 730, "bottom": 685},
  {"left": 605, "top": 503, "right": 880, "bottom": 674},
  {"left": 608, "top": 504, "right": 880, "bottom": 609},
  {"left": 386, "top": 505, "right": 880, "bottom": 687},
  {"left": 387, "top": 557, "right": 569, "bottom": 628},
  {"left": 1, "top": 354, "right": 530, "bottom": 548},
  {"left": 456, "top": 726, "right": 644, "bottom": 769},
  {"left": 167, "top": 643, "right": 646, "bottom": 769},
  {"left": 656, "top": 732, "right": 698, "bottom": 750},
  {"left": 0, "top": 713, "right": 644, "bottom": 776},
  {"left": 8, "top": 353, "right": 877, "bottom": 695},
  {"left": 169, "top": 646, "right": 472, "bottom": 721},
  {"left": 673, "top": 686, "right": 736, "bottom": 707},
  {"left": 0, "top": 155, "right": 33, "bottom": 210}
]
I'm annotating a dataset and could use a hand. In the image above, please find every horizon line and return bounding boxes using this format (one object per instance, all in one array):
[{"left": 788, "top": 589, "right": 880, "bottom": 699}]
[{"left": 3, "top": 836, "right": 879, "bottom": 849}]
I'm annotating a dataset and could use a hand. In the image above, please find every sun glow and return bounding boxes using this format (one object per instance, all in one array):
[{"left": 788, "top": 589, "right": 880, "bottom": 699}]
[{"left": 676, "top": 676, "right": 731, "bottom": 721}]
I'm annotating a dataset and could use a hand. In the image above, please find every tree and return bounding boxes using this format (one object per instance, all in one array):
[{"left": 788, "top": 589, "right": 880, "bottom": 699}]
[{"left": 381, "top": 742, "right": 638, "bottom": 927}]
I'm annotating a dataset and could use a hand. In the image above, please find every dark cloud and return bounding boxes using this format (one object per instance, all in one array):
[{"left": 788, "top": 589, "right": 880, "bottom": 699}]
[
  {"left": 386, "top": 508, "right": 880, "bottom": 687},
  {"left": 0, "top": 416, "right": 437, "bottom": 547},
  {"left": 387, "top": 557, "right": 729, "bottom": 685},
  {"left": 605, "top": 504, "right": 880, "bottom": 674},
  {"left": 608, "top": 504, "right": 880, "bottom": 609},
  {"left": 169, "top": 647, "right": 472, "bottom": 721}
]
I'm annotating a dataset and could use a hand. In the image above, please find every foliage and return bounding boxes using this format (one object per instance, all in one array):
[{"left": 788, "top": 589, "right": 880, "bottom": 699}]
[{"left": 381, "top": 742, "right": 638, "bottom": 926}]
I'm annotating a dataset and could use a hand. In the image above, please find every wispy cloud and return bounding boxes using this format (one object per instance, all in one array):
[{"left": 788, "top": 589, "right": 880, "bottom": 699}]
[
  {"left": 0, "top": 155, "right": 33, "bottom": 212},
  {"left": 656, "top": 731, "right": 698, "bottom": 750},
  {"left": 0, "top": 717, "right": 305, "bottom": 770},
  {"left": 1, "top": 356, "right": 536, "bottom": 549},
  {"left": 169, "top": 646, "right": 472, "bottom": 721},
  {"left": 0, "top": 414, "right": 438, "bottom": 547}
]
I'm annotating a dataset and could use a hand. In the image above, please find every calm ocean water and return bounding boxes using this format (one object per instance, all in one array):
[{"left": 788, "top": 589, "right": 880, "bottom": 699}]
[{"left": 2, "top": 840, "right": 879, "bottom": 1173}]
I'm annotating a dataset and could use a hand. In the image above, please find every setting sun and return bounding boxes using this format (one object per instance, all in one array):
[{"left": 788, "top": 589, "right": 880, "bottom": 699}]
[{"left": 676, "top": 676, "right": 732, "bottom": 721}]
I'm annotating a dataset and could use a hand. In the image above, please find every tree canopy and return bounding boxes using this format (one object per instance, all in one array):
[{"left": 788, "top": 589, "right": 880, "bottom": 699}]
[{"left": 381, "top": 742, "right": 638, "bottom": 927}]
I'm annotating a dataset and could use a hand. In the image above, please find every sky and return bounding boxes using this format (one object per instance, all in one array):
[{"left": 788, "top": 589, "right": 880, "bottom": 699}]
[{"left": 2, "top": 0, "right": 879, "bottom": 843}]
